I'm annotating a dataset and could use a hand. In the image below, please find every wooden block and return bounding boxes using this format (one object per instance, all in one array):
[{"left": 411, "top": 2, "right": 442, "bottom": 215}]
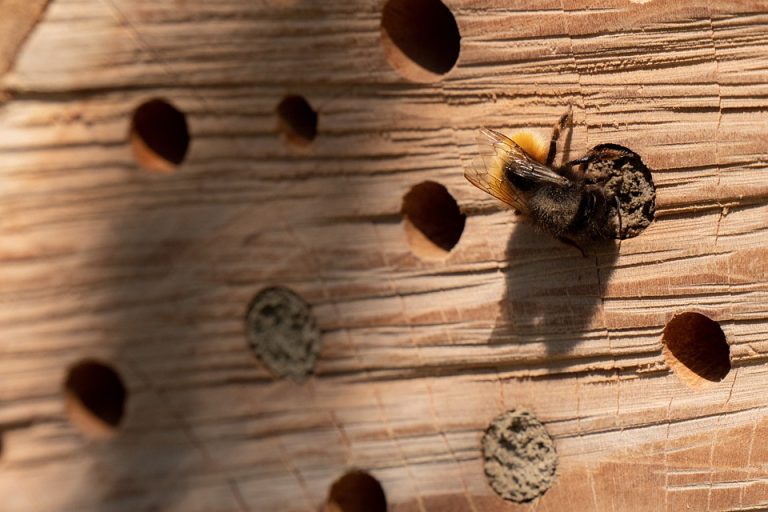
[{"left": 2, "top": 1, "right": 768, "bottom": 510}]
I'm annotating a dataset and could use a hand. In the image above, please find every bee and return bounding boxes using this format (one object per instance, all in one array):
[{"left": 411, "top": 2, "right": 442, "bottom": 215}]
[{"left": 465, "top": 108, "right": 656, "bottom": 249}]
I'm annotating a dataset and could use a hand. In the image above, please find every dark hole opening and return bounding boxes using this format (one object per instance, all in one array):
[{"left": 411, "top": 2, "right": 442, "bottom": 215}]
[
  {"left": 64, "top": 359, "right": 127, "bottom": 436},
  {"left": 277, "top": 95, "right": 318, "bottom": 145},
  {"left": 326, "top": 470, "right": 387, "bottom": 512},
  {"left": 402, "top": 181, "right": 465, "bottom": 260},
  {"left": 662, "top": 312, "right": 731, "bottom": 387},
  {"left": 381, "top": 0, "right": 461, "bottom": 81},
  {"left": 130, "top": 98, "right": 190, "bottom": 171}
]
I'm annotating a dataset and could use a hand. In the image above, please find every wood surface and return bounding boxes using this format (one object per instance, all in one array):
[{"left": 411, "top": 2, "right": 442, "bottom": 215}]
[{"left": 2, "top": 0, "right": 768, "bottom": 511}]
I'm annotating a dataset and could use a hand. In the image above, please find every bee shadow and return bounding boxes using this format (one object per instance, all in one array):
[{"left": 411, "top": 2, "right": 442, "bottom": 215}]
[{"left": 488, "top": 221, "right": 620, "bottom": 361}]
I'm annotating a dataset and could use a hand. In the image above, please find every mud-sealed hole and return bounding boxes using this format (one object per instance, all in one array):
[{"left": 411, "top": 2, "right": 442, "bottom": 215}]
[
  {"left": 662, "top": 312, "right": 730, "bottom": 388},
  {"left": 277, "top": 95, "right": 318, "bottom": 145},
  {"left": 584, "top": 144, "right": 656, "bottom": 239},
  {"left": 245, "top": 286, "right": 322, "bottom": 381},
  {"left": 482, "top": 409, "right": 558, "bottom": 503},
  {"left": 402, "top": 181, "right": 465, "bottom": 261},
  {"left": 324, "top": 470, "right": 387, "bottom": 512},
  {"left": 64, "top": 359, "right": 127, "bottom": 439},
  {"left": 130, "top": 98, "right": 190, "bottom": 172},
  {"left": 380, "top": 0, "right": 460, "bottom": 82}
]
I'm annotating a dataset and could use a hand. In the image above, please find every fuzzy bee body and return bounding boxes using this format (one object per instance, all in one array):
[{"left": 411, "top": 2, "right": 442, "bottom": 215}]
[
  {"left": 527, "top": 182, "right": 593, "bottom": 238},
  {"left": 466, "top": 112, "right": 656, "bottom": 246}
]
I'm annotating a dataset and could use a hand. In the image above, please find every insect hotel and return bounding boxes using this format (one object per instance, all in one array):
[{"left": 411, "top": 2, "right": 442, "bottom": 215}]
[{"left": 1, "top": 1, "right": 766, "bottom": 511}]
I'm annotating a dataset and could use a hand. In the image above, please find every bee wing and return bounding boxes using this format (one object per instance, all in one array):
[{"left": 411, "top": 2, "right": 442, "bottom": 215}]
[
  {"left": 477, "top": 128, "right": 570, "bottom": 187},
  {"left": 465, "top": 156, "right": 531, "bottom": 214}
]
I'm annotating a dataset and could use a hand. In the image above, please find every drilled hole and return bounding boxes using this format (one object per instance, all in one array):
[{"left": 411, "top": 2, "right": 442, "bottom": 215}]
[
  {"left": 380, "top": 0, "right": 461, "bottom": 82},
  {"left": 245, "top": 286, "right": 322, "bottom": 381},
  {"left": 662, "top": 312, "right": 731, "bottom": 387},
  {"left": 402, "top": 181, "right": 465, "bottom": 261},
  {"left": 63, "top": 359, "right": 127, "bottom": 439},
  {"left": 325, "top": 470, "right": 387, "bottom": 512},
  {"left": 130, "top": 98, "right": 190, "bottom": 172},
  {"left": 277, "top": 95, "right": 318, "bottom": 145}
]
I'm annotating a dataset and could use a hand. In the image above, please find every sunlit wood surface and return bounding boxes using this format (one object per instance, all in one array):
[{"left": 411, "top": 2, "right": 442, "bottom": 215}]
[{"left": 2, "top": 1, "right": 768, "bottom": 511}]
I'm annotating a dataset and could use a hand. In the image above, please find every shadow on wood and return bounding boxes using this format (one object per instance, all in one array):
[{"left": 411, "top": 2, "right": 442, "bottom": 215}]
[{"left": 489, "top": 223, "right": 619, "bottom": 361}]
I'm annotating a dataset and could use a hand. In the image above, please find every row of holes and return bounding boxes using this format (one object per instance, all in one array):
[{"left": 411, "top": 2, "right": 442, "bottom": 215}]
[
  {"left": 130, "top": 94, "right": 317, "bottom": 172},
  {"left": 125, "top": 4, "right": 462, "bottom": 254},
  {"left": 53, "top": 312, "right": 726, "bottom": 508},
  {"left": 130, "top": 0, "right": 464, "bottom": 170},
  {"left": 130, "top": 97, "right": 462, "bottom": 260},
  {"left": 61, "top": 361, "right": 385, "bottom": 510},
  {"left": 62, "top": 312, "right": 730, "bottom": 441}
]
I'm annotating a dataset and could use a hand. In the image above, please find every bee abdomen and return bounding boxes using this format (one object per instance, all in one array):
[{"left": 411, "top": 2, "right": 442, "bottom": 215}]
[{"left": 528, "top": 184, "right": 582, "bottom": 237}]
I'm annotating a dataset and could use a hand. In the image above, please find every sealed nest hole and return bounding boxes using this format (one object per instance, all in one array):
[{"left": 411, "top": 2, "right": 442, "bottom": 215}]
[
  {"left": 584, "top": 143, "right": 656, "bottom": 239},
  {"left": 482, "top": 409, "right": 558, "bottom": 503},
  {"left": 245, "top": 287, "right": 321, "bottom": 381}
]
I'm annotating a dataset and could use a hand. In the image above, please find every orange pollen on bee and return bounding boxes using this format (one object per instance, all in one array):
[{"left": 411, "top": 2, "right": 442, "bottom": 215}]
[{"left": 510, "top": 130, "right": 549, "bottom": 164}]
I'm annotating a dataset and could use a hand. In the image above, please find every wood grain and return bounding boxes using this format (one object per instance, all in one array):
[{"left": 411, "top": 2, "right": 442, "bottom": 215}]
[
  {"left": 2, "top": 0, "right": 768, "bottom": 510},
  {"left": 0, "top": 0, "right": 50, "bottom": 78}
]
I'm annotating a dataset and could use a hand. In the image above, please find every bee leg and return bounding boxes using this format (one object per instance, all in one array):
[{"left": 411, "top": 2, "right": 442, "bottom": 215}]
[
  {"left": 562, "top": 156, "right": 590, "bottom": 169},
  {"left": 558, "top": 236, "right": 587, "bottom": 258},
  {"left": 546, "top": 105, "right": 573, "bottom": 167},
  {"left": 615, "top": 196, "right": 624, "bottom": 239},
  {"left": 557, "top": 156, "right": 591, "bottom": 179}
]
